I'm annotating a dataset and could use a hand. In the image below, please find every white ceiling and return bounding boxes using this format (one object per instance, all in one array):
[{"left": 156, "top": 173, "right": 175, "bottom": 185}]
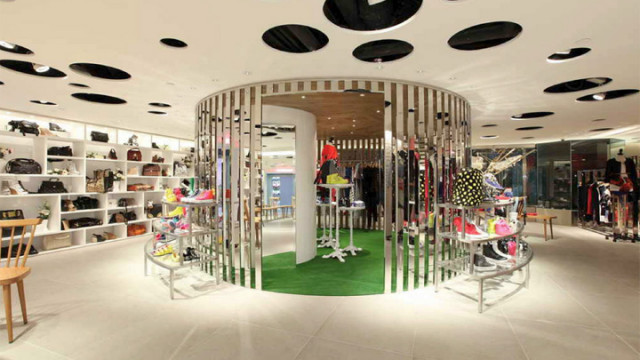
[{"left": 0, "top": 0, "right": 638, "bottom": 145}]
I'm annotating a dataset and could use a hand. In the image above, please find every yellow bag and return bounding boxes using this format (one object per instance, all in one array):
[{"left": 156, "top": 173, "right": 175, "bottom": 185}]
[{"left": 327, "top": 174, "right": 348, "bottom": 184}]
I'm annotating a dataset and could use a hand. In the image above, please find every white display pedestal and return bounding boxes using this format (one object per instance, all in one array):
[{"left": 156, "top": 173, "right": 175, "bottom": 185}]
[
  {"left": 316, "top": 203, "right": 335, "bottom": 248},
  {"left": 317, "top": 184, "right": 352, "bottom": 262},
  {"left": 339, "top": 206, "right": 365, "bottom": 256}
]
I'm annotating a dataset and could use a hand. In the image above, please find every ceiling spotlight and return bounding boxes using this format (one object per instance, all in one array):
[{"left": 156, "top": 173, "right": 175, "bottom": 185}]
[
  {"left": 352, "top": 124, "right": 356, "bottom": 127},
  {"left": 376, "top": 110, "right": 381, "bottom": 113},
  {"left": 331, "top": 127, "right": 335, "bottom": 130},
  {"left": 0, "top": 41, "right": 15, "bottom": 49},
  {"left": 327, "top": 117, "right": 331, "bottom": 120},
  {"left": 350, "top": 131, "right": 354, "bottom": 135},
  {"left": 360, "top": 94, "right": 365, "bottom": 97},
  {"left": 592, "top": 93, "right": 605, "bottom": 101},
  {"left": 417, "top": 70, "right": 425, "bottom": 73},
  {"left": 376, "top": 64, "right": 384, "bottom": 70},
  {"left": 33, "top": 64, "right": 50, "bottom": 73},
  {"left": 352, "top": 119, "right": 356, "bottom": 122},
  {"left": 243, "top": 71, "right": 251, "bottom": 76},
  {"left": 301, "top": 95, "right": 306, "bottom": 99}
]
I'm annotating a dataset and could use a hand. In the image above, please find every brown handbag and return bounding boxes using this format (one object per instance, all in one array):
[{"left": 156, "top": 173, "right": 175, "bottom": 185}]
[
  {"left": 127, "top": 224, "right": 146, "bottom": 237},
  {"left": 142, "top": 164, "right": 161, "bottom": 176},
  {"left": 127, "top": 148, "right": 142, "bottom": 161},
  {"left": 86, "top": 170, "right": 105, "bottom": 193},
  {"left": 127, "top": 183, "right": 154, "bottom": 191}
]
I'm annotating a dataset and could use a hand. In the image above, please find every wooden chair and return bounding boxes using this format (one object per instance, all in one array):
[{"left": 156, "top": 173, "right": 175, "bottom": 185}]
[{"left": 0, "top": 218, "right": 41, "bottom": 343}]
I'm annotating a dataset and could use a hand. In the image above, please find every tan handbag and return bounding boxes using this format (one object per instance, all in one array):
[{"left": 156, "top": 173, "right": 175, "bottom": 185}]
[
  {"left": 86, "top": 170, "right": 105, "bottom": 192},
  {"left": 43, "top": 233, "right": 72, "bottom": 250}
]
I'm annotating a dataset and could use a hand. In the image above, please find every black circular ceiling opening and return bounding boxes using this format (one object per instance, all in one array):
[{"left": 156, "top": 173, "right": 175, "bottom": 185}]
[
  {"left": 448, "top": 21, "right": 522, "bottom": 50},
  {"left": 0, "top": 60, "right": 66, "bottom": 77},
  {"left": 149, "top": 102, "right": 171, "bottom": 108},
  {"left": 69, "top": 82, "right": 89, "bottom": 88},
  {"left": 511, "top": 111, "right": 554, "bottom": 120},
  {"left": 0, "top": 40, "right": 34, "bottom": 55},
  {"left": 590, "top": 128, "right": 613, "bottom": 132},
  {"left": 160, "top": 38, "right": 188, "bottom": 48},
  {"left": 592, "top": 118, "right": 606, "bottom": 122},
  {"left": 516, "top": 126, "right": 543, "bottom": 131},
  {"left": 148, "top": 111, "right": 167, "bottom": 115},
  {"left": 576, "top": 89, "right": 639, "bottom": 102},
  {"left": 353, "top": 39, "right": 413, "bottom": 62},
  {"left": 522, "top": 137, "right": 534, "bottom": 139},
  {"left": 544, "top": 77, "right": 611, "bottom": 94},
  {"left": 30, "top": 100, "right": 56, "bottom": 106},
  {"left": 71, "top": 93, "right": 126, "bottom": 104},
  {"left": 262, "top": 24, "right": 329, "bottom": 53},
  {"left": 0, "top": 80, "right": 4, "bottom": 85},
  {"left": 323, "top": 0, "right": 422, "bottom": 32},
  {"left": 262, "top": 131, "right": 278, "bottom": 137},
  {"left": 480, "top": 135, "right": 498, "bottom": 139},
  {"left": 481, "top": 124, "right": 498, "bottom": 128},
  {"left": 547, "top": 48, "right": 591, "bottom": 62},
  {"left": 70, "top": 63, "right": 131, "bottom": 80}
]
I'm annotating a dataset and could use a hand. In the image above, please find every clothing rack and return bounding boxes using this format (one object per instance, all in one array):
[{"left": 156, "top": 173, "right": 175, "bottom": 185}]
[{"left": 576, "top": 169, "right": 614, "bottom": 237}]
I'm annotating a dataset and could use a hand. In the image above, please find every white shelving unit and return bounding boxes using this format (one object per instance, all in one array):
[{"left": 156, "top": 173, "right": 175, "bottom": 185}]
[{"left": 0, "top": 116, "right": 195, "bottom": 256}]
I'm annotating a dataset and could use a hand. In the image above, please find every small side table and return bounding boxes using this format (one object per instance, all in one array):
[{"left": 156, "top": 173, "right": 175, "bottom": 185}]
[
  {"left": 527, "top": 214, "right": 557, "bottom": 241},
  {"left": 339, "top": 206, "right": 365, "bottom": 256}
]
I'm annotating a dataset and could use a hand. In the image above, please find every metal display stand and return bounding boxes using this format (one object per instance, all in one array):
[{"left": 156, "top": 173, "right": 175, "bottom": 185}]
[
  {"left": 316, "top": 203, "right": 335, "bottom": 248},
  {"left": 317, "top": 184, "right": 353, "bottom": 262},
  {"left": 434, "top": 200, "right": 533, "bottom": 313},
  {"left": 340, "top": 206, "right": 365, "bottom": 255},
  {"left": 144, "top": 200, "right": 217, "bottom": 299}
]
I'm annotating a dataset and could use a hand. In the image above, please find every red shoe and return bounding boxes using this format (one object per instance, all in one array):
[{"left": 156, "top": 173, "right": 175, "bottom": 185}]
[
  {"left": 494, "top": 195, "right": 510, "bottom": 201},
  {"left": 193, "top": 189, "right": 214, "bottom": 203},
  {"left": 173, "top": 188, "right": 184, "bottom": 201},
  {"left": 452, "top": 217, "right": 487, "bottom": 239}
]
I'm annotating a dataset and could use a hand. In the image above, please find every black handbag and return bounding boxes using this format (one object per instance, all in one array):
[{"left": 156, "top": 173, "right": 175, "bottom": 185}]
[
  {"left": 0, "top": 209, "right": 24, "bottom": 237},
  {"left": 90, "top": 131, "right": 109, "bottom": 143},
  {"left": 49, "top": 122, "right": 65, "bottom": 132},
  {"left": 68, "top": 217, "right": 102, "bottom": 229},
  {"left": 38, "top": 178, "right": 67, "bottom": 193},
  {"left": 103, "top": 169, "right": 114, "bottom": 192},
  {"left": 73, "top": 196, "right": 98, "bottom": 210},
  {"left": 47, "top": 146, "right": 73, "bottom": 157},
  {"left": 1, "top": 244, "right": 37, "bottom": 257},
  {"left": 147, "top": 204, "right": 162, "bottom": 218},
  {"left": 6, "top": 158, "right": 42, "bottom": 174},
  {"left": 108, "top": 149, "right": 118, "bottom": 160},
  {"left": 8, "top": 120, "right": 39, "bottom": 136}
]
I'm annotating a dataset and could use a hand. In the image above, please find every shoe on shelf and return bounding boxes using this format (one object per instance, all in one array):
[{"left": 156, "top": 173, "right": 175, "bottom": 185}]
[
  {"left": 167, "top": 206, "right": 184, "bottom": 218},
  {"left": 473, "top": 254, "right": 497, "bottom": 272},
  {"left": 188, "top": 247, "right": 200, "bottom": 260},
  {"left": 9, "top": 181, "right": 29, "bottom": 195},
  {"left": 483, "top": 173, "right": 503, "bottom": 190},
  {"left": 494, "top": 194, "right": 511, "bottom": 202},
  {"left": 173, "top": 188, "right": 184, "bottom": 202},
  {"left": 327, "top": 173, "right": 349, "bottom": 184},
  {"left": 152, "top": 244, "right": 173, "bottom": 257},
  {"left": 453, "top": 217, "right": 488, "bottom": 239},
  {"left": 185, "top": 189, "right": 214, "bottom": 203},
  {"left": 181, "top": 190, "right": 201, "bottom": 203},
  {"left": 494, "top": 219, "right": 513, "bottom": 236},
  {"left": 482, "top": 243, "right": 509, "bottom": 263},
  {"left": 163, "top": 189, "right": 177, "bottom": 203},
  {"left": 487, "top": 218, "right": 497, "bottom": 235}
]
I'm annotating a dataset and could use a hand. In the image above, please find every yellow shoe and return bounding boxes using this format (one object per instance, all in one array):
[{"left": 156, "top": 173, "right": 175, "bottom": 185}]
[
  {"left": 163, "top": 189, "right": 177, "bottom": 203},
  {"left": 167, "top": 207, "right": 184, "bottom": 217},
  {"left": 327, "top": 173, "right": 348, "bottom": 184}
]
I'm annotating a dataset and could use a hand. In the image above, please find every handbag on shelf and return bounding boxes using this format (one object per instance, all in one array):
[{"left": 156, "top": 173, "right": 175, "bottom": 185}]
[
  {"left": 1, "top": 244, "right": 37, "bottom": 257},
  {"left": 127, "top": 148, "right": 142, "bottom": 161},
  {"left": 118, "top": 198, "right": 135, "bottom": 207},
  {"left": 146, "top": 203, "right": 162, "bottom": 218},
  {"left": 90, "top": 131, "right": 109, "bottom": 143},
  {"left": 8, "top": 120, "right": 39, "bottom": 136},
  {"left": 62, "top": 199, "right": 77, "bottom": 212},
  {"left": 6, "top": 158, "right": 42, "bottom": 174},
  {"left": 127, "top": 183, "right": 153, "bottom": 192},
  {"left": 0, "top": 209, "right": 24, "bottom": 237},
  {"left": 127, "top": 224, "right": 146, "bottom": 237},
  {"left": 103, "top": 169, "right": 114, "bottom": 193},
  {"left": 142, "top": 163, "right": 161, "bottom": 176},
  {"left": 86, "top": 169, "right": 105, "bottom": 193},
  {"left": 174, "top": 161, "right": 188, "bottom": 177},
  {"left": 49, "top": 122, "right": 66, "bottom": 132},
  {"left": 90, "top": 234, "right": 105, "bottom": 243},
  {"left": 127, "top": 167, "right": 138, "bottom": 176},
  {"left": 47, "top": 146, "right": 73, "bottom": 157},
  {"left": 73, "top": 196, "right": 98, "bottom": 210},
  {"left": 152, "top": 155, "right": 164, "bottom": 163},
  {"left": 109, "top": 213, "right": 126, "bottom": 224},
  {"left": 42, "top": 233, "right": 72, "bottom": 250},
  {"left": 108, "top": 148, "right": 118, "bottom": 160},
  {"left": 103, "top": 232, "right": 117, "bottom": 240},
  {"left": 68, "top": 217, "right": 102, "bottom": 229},
  {"left": 38, "top": 178, "right": 67, "bottom": 193}
]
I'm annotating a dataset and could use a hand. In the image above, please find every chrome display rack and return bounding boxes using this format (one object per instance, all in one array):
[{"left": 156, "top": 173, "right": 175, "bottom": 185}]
[
  {"left": 144, "top": 200, "right": 217, "bottom": 299},
  {"left": 434, "top": 200, "right": 533, "bottom": 313}
]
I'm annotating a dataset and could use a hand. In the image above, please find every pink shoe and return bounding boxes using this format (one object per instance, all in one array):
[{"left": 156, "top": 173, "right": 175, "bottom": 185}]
[
  {"left": 193, "top": 189, "right": 214, "bottom": 202},
  {"left": 173, "top": 188, "right": 184, "bottom": 202},
  {"left": 495, "top": 219, "right": 513, "bottom": 236},
  {"left": 508, "top": 241, "right": 517, "bottom": 256}
]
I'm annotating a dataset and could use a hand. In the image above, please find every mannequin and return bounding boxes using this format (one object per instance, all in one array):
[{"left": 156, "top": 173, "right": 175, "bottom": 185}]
[{"left": 605, "top": 149, "right": 639, "bottom": 242}]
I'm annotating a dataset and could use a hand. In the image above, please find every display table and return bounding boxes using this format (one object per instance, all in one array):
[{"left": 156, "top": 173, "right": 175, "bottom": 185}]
[
  {"left": 339, "top": 206, "right": 365, "bottom": 255},
  {"left": 316, "top": 203, "right": 335, "bottom": 248},
  {"left": 317, "top": 184, "right": 353, "bottom": 262},
  {"left": 526, "top": 214, "right": 557, "bottom": 241}
]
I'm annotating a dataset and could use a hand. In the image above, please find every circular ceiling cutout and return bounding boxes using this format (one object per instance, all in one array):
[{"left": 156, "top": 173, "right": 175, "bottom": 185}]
[
  {"left": 448, "top": 21, "right": 522, "bottom": 50},
  {"left": 69, "top": 82, "right": 89, "bottom": 88},
  {"left": 0, "top": 40, "right": 34, "bottom": 55},
  {"left": 0, "top": 59, "right": 66, "bottom": 77},
  {"left": 70, "top": 63, "right": 131, "bottom": 80},
  {"left": 511, "top": 111, "right": 554, "bottom": 120},
  {"left": 481, "top": 124, "right": 498, "bottom": 127},
  {"left": 71, "top": 93, "right": 126, "bottom": 104},
  {"left": 262, "top": 131, "right": 278, "bottom": 137},
  {"left": 547, "top": 47, "right": 590, "bottom": 62},
  {"left": 323, "top": 0, "right": 422, "bottom": 32},
  {"left": 160, "top": 38, "right": 188, "bottom": 48},
  {"left": 353, "top": 39, "right": 413, "bottom": 62},
  {"left": 590, "top": 128, "right": 613, "bottom": 132},
  {"left": 522, "top": 137, "right": 534, "bottom": 139},
  {"left": 262, "top": 24, "right": 329, "bottom": 53},
  {"left": 480, "top": 135, "right": 498, "bottom": 139},
  {"left": 576, "top": 89, "right": 639, "bottom": 102},
  {"left": 148, "top": 111, "right": 167, "bottom": 115},
  {"left": 30, "top": 100, "right": 56, "bottom": 106},
  {"left": 149, "top": 102, "right": 171, "bottom": 108},
  {"left": 592, "top": 118, "right": 606, "bottom": 122},
  {"left": 516, "top": 126, "right": 543, "bottom": 131},
  {"left": 0, "top": 80, "right": 3, "bottom": 85},
  {"left": 544, "top": 77, "right": 611, "bottom": 93}
]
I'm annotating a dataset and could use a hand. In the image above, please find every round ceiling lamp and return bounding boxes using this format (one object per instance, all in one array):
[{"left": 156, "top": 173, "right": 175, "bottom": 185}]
[
  {"left": 0, "top": 40, "right": 33, "bottom": 55},
  {"left": 576, "top": 89, "right": 639, "bottom": 102}
]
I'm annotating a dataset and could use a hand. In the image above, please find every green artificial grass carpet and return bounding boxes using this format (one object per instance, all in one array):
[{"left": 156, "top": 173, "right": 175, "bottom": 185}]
[{"left": 262, "top": 229, "right": 387, "bottom": 296}]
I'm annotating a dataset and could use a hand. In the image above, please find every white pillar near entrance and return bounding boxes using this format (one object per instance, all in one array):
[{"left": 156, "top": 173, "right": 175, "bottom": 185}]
[{"left": 263, "top": 105, "right": 317, "bottom": 264}]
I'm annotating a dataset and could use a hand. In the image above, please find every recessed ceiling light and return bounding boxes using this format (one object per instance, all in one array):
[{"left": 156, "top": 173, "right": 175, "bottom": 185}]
[
  {"left": 331, "top": 127, "right": 335, "bottom": 130},
  {"left": 352, "top": 119, "right": 356, "bottom": 122},
  {"left": 244, "top": 71, "right": 251, "bottom": 76},
  {"left": 480, "top": 135, "right": 498, "bottom": 139},
  {"left": 70, "top": 63, "right": 131, "bottom": 80},
  {"left": 0, "top": 40, "right": 33, "bottom": 54},
  {"left": 301, "top": 95, "right": 306, "bottom": 99},
  {"left": 577, "top": 89, "right": 639, "bottom": 102},
  {"left": 0, "top": 60, "right": 66, "bottom": 77},
  {"left": 160, "top": 38, "right": 188, "bottom": 48},
  {"left": 417, "top": 70, "right": 424, "bottom": 73},
  {"left": 212, "top": 79, "right": 219, "bottom": 82},
  {"left": 262, "top": 24, "right": 329, "bottom": 53},
  {"left": 360, "top": 93, "right": 365, "bottom": 97},
  {"left": 30, "top": 100, "right": 56, "bottom": 106},
  {"left": 327, "top": 117, "right": 332, "bottom": 120},
  {"left": 448, "top": 21, "right": 523, "bottom": 50},
  {"left": 376, "top": 110, "right": 380, "bottom": 113},
  {"left": 69, "top": 82, "right": 89, "bottom": 88},
  {"left": 350, "top": 131, "right": 354, "bottom": 135},
  {"left": 511, "top": 112, "right": 554, "bottom": 120},
  {"left": 323, "top": 0, "right": 423, "bottom": 32},
  {"left": 592, "top": 93, "right": 605, "bottom": 101},
  {"left": 352, "top": 124, "right": 356, "bottom": 127},
  {"left": 149, "top": 102, "right": 171, "bottom": 108}
]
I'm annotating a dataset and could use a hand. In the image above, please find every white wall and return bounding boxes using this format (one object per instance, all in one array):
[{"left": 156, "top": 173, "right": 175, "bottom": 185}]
[{"left": 262, "top": 105, "right": 317, "bottom": 264}]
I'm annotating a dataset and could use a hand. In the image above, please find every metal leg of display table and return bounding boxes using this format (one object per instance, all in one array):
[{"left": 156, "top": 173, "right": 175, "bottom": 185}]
[
  {"left": 169, "top": 269, "right": 175, "bottom": 300},
  {"left": 343, "top": 210, "right": 362, "bottom": 256},
  {"left": 478, "top": 278, "right": 484, "bottom": 313},
  {"left": 323, "top": 189, "right": 346, "bottom": 262},
  {"left": 317, "top": 205, "right": 332, "bottom": 247}
]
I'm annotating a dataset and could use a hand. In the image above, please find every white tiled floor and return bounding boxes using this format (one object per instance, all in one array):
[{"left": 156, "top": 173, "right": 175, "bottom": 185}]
[{"left": 0, "top": 222, "right": 638, "bottom": 360}]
